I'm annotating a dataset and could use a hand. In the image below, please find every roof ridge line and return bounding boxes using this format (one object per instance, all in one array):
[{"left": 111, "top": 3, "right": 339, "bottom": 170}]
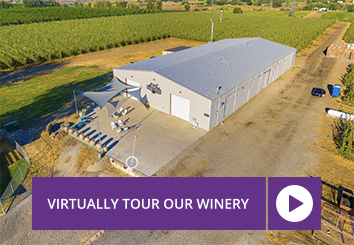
[{"left": 155, "top": 38, "right": 259, "bottom": 72}]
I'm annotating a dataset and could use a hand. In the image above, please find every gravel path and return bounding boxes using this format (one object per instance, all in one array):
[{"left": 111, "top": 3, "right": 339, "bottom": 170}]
[
  {"left": 93, "top": 230, "right": 265, "bottom": 245},
  {"left": 0, "top": 193, "right": 97, "bottom": 245}
]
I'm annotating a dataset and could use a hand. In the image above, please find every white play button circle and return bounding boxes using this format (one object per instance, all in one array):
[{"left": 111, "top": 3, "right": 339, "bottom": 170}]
[{"left": 276, "top": 185, "right": 313, "bottom": 222}]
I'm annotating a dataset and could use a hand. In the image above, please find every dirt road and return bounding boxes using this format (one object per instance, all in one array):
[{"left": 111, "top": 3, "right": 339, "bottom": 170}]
[{"left": 94, "top": 22, "right": 353, "bottom": 244}]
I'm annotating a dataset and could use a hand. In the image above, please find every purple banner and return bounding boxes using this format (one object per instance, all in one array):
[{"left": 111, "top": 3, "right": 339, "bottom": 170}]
[{"left": 32, "top": 177, "right": 266, "bottom": 230}]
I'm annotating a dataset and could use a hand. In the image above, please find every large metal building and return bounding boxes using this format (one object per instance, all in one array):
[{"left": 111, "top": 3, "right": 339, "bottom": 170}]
[{"left": 113, "top": 38, "right": 296, "bottom": 130}]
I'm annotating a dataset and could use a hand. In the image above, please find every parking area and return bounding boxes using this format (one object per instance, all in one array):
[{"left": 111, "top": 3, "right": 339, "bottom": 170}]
[{"left": 74, "top": 97, "right": 206, "bottom": 176}]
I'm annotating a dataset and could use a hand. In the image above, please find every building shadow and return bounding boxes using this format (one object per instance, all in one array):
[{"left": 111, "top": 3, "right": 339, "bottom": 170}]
[
  {"left": 321, "top": 180, "right": 353, "bottom": 207},
  {"left": 327, "top": 84, "right": 333, "bottom": 95},
  {"left": 3, "top": 71, "right": 113, "bottom": 146},
  {"left": 102, "top": 137, "right": 114, "bottom": 146},
  {"left": 107, "top": 140, "right": 119, "bottom": 151},
  {"left": 323, "top": 47, "right": 328, "bottom": 56}
]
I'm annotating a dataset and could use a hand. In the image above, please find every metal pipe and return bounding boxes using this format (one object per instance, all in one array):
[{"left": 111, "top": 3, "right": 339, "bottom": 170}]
[
  {"left": 73, "top": 90, "right": 78, "bottom": 117},
  {"left": 97, "top": 122, "right": 102, "bottom": 147}
]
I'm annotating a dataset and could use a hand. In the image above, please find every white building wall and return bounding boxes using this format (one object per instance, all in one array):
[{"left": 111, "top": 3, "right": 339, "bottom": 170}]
[
  {"left": 114, "top": 50, "right": 296, "bottom": 131},
  {"left": 113, "top": 69, "right": 212, "bottom": 130},
  {"left": 209, "top": 50, "right": 296, "bottom": 129}
]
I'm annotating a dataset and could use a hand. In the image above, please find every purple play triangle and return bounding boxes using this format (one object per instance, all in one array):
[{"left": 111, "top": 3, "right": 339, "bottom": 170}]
[{"left": 289, "top": 195, "right": 303, "bottom": 212}]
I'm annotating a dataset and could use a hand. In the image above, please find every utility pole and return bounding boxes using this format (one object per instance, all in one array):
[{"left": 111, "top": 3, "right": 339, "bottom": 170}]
[
  {"left": 210, "top": 19, "right": 214, "bottom": 42},
  {"left": 290, "top": 0, "right": 295, "bottom": 16}
]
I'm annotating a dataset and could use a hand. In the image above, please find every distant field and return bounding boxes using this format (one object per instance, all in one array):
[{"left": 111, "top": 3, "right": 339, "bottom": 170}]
[
  {"left": 0, "top": 7, "right": 168, "bottom": 26},
  {"left": 242, "top": 10, "right": 311, "bottom": 17},
  {"left": 343, "top": 22, "right": 353, "bottom": 43},
  {"left": 321, "top": 12, "right": 354, "bottom": 43},
  {"left": 0, "top": 12, "right": 335, "bottom": 69},
  {"left": 320, "top": 11, "right": 354, "bottom": 22}
]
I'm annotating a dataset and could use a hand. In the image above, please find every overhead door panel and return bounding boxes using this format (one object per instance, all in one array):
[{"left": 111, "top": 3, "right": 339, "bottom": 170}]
[
  {"left": 171, "top": 94, "right": 190, "bottom": 121},
  {"left": 249, "top": 75, "right": 261, "bottom": 99},
  {"left": 127, "top": 79, "right": 141, "bottom": 101},
  {"left": 224, "top": 92, "right": 236, "bottom": 118},
  {"left": 235, "top": 83, "right": 249, "bottom": 110},
  {"left": 262, "top": 70, "right": 270, "bottom": 88}
]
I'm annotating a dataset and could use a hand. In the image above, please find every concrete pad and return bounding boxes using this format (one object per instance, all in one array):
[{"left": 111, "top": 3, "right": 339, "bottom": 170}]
[{"left": 74, "top": 97, "right": 206, "bottom": 176}]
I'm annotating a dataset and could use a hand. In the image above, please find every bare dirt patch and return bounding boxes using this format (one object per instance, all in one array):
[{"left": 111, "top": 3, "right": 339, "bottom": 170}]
[
  {"left": 304, "top": 11, "right": 325, "bottom": 19},
  {"left": 63, "top": 38, "right": 206, "bottom": 69},
  {"left": 76, "top": 144, "right": 100, "bottom": 172}
]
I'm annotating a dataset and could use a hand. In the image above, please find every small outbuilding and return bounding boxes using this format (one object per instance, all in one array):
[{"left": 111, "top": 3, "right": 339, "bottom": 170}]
[
  {"left": 114, "top": 38, "right": 296, "bottom": 130},
  {"left": 162, "top": 46, "right": 190, "bottom": 55}
]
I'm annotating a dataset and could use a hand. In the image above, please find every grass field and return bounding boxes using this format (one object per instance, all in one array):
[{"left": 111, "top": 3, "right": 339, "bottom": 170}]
[
  {"left": 320, "top": 11, "right": 354, "bottom": 22},
  {"left": 0, "top": 140, "right": 28, "bottom": 196},
  {"left": 0, "top": 66, "right": 111, "bottom": 127},
  {"left": 0, "top": 7, "right": 169, "bottom": 26},
  {"left": 320, "top": 12, "right": 354, "bottom": 43}
]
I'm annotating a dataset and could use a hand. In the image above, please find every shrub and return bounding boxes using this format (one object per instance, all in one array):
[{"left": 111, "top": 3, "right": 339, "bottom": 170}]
[
  {"left": 233, "top": 6, "right": 243, "bottom": 13},
  {"left": 272, "top": 0, "right": 282, "bottom": 8},
  {"left": 339, "top": 120, "right": 354, "bottom": 159}
]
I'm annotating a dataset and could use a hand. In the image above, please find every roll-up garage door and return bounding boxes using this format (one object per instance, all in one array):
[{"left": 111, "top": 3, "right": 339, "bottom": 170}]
[
  {"left": 235, "top": 83, "right": 249, "bottom": 110},
  {"left": 224, "top": 92, "right": 236, "bottom": 119},
  {"left": 126, "top": 79, "right": 141, "bottom": 101},
  {"left": 262, "top": 70, "right": 270, "bottom": 88},
  {"left": 171, "top": 94, "right": 190, "bottom": 121}
]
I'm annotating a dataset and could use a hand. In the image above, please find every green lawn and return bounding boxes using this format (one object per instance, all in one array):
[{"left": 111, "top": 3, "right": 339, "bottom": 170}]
[
  {"left": 0, "top": 66, "right": 112, "bottom": 127},
  {"left": 0, "top": 154, "right": 28, "bottom": 196},
  {"left": 320, "top": 11, "right": 354, "bottom": 22}
]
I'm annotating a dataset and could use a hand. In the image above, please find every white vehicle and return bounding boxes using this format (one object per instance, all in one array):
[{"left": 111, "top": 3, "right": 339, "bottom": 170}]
[{"left": 319, "top": 8, "right": 328, "bottom": 11}]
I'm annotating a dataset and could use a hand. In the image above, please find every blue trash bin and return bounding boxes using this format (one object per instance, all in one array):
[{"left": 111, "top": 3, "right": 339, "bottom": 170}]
[{"left": 332, "top": 84, "right": 341, "bottom": 97}]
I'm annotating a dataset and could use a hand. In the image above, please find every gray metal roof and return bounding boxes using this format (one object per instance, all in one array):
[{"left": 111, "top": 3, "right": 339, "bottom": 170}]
[{"left": 116, "top": 38, "right": 296, "bottom": 100}]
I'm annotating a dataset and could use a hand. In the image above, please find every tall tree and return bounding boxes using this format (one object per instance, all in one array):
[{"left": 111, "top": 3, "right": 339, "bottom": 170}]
[{"left": 156, "top": 1, "right": 162, "bottom": 10}]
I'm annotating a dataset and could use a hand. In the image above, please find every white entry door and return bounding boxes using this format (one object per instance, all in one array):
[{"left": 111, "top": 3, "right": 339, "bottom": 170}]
[
  {"left": 171, "top": 94, "right": 190, "bottom": 121},
  {"left": 127, "top": 79, "right": 141, "bottom": 101}
]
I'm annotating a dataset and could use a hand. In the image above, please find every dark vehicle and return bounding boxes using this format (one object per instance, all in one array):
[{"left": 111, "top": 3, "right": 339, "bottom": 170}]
[{"left": 311, "top": 88, "right": 326, "bottom": 97}]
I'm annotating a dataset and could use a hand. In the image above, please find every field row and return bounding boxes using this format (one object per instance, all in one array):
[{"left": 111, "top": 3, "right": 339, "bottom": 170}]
[
  {"left": 0, "top": 12, "right": 335, "bottom": 69},
  {"left": 0, "top": 7, "right": 167, "bottom": 26},
  {"left": 343, "top": 22, "right": 354, "bottom": 44}
]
